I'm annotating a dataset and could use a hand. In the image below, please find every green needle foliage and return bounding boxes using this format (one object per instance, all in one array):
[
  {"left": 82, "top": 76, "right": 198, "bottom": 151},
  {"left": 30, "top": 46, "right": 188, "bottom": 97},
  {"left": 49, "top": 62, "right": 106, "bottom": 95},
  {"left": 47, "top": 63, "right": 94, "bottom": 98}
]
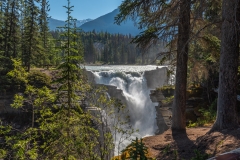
[
  {"left": 0, "top": 1, "right": 136, "bottom": 159},
  {"left": 39, "top": 1, "right": 99, "bottom": 159},
  {"left": 7, "top": 59, "right": 28, "bottom": 90},
  {"left": 122, "top": 137, "right": 149, "bottom": 160}
]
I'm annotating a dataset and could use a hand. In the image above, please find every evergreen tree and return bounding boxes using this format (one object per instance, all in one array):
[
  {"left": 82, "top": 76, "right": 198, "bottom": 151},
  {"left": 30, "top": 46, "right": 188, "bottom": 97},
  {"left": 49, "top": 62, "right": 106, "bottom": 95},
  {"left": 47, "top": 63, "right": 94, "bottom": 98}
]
[
  {"left": 116, "top": 0, "right": 191, "bottom": 130},
  {"left": 2, "top": 0, "right": 21, "bottom": 58},
  {"left": 0, "top": 0, "right": 6, "bottom": 55},
  {"left": 121, "top": 137, "right": 148, "bottom": 160},
  {"left": 39, "top": 0, "right": 51, "bottom": 67},
  {"left": 211, "top": 0, "right": 240, "bottom": 131},
  {"left": 0, "top": 0, "right": 21, "bottom": 88},
  {"left": 171, "top": 0, "right": 191, "bottom": 131},
  {"left": 42, "top": 1, "right": 99, "bottom": 158},
  {"left": 22, "top": 0, "right": 41, "bottom": 71}
]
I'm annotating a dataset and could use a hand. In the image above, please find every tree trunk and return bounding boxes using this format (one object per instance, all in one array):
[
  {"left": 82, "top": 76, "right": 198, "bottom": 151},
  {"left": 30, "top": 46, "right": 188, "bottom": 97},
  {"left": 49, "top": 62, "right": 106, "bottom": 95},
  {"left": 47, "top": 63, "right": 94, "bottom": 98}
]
[
  {"left": 172, "top": 0, "right": 190, "bottom": 131},
  {"left": 211, "top": 0, "right": 240, "bottom": 131}
]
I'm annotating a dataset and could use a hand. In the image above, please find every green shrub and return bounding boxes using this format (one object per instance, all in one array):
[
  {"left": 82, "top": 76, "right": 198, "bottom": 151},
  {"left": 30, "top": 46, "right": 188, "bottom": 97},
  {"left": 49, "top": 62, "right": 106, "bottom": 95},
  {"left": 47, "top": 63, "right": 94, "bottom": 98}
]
[
  {"left": 6, "top": 59, "right": 28, "bottom": 91},
  {"left": 121, "top": 137, "right": 149, "bottom": 160},
  {"left": 191, "top": 149, "right": 208, "bottom": 160},
  {"left": 162, "top": 95, "right": 174, "bottom": 104},
  {"left": 156, "top": 85, "right": 175, "bottom": 97},
  {"left": 156, "top": 85, "right": 175, "bottom": 91},
  {"left": 188, "top": 99, "right": 217, "bottom": 127},
  {"left": 27, "top": 71, "right": 51, "bottom": 88},
  {"left": 0, "top": 149, "right": 7, "bottom": 159}
]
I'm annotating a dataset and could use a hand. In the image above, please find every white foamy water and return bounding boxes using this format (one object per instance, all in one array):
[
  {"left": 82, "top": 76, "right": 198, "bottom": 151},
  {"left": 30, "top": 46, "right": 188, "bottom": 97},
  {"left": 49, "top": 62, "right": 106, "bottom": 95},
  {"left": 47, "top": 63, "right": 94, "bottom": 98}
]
[
  {"left": 85, "top": 65, "right": 165, "bottom": 154},
  {"left": 85, "top": 65, "right": 163, "bottom": 72}
]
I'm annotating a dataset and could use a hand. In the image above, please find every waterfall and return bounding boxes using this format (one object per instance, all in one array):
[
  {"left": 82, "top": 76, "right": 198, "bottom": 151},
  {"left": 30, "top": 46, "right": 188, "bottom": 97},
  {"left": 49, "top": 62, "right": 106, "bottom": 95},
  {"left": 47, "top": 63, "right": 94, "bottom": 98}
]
[
  {"left": 85, "top": 65, "right": 168, "bottom": 154},
  {"left": 93, "top": 71, "right": 157, "bottom": 136}
]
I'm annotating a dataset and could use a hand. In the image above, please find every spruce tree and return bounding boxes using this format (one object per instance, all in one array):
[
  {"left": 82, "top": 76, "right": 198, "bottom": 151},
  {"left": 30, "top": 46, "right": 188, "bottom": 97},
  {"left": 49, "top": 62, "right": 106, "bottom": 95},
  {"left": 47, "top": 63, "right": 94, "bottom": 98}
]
[
  {"left": 0, "top": 1, "right": 5, "bottom": 57},
  {"left": 211, "top": 0, "right": 240, "bottom": 131},
  {"left": 2, "top": 0, "right": 21, "bottom": 58},
  {"left": 39, "top": 0, "right": 51, "bottom": 67},
  {"left": 42, "top": 0, "right": 99, "bottom": 158},
  {"left": 22, "top": 0, "right": 41, "bottom": 71}
]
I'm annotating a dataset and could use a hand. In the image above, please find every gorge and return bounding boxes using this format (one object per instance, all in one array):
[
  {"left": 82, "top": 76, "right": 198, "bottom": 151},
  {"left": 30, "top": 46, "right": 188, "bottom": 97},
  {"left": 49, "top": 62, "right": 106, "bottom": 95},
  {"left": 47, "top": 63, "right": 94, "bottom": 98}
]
[{"left": 85, "top": 65, "right": 170, "bottom": 152}]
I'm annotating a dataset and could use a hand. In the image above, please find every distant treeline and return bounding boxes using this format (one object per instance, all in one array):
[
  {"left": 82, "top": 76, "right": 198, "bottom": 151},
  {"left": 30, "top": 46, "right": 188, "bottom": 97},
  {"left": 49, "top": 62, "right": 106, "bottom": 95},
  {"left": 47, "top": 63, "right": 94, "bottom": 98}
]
[
  {"left": 0, "top": 0, "right": 165, "bottom": 78},
  {"left": 51, "top": 30, "right": 165, "bottom": 65}
]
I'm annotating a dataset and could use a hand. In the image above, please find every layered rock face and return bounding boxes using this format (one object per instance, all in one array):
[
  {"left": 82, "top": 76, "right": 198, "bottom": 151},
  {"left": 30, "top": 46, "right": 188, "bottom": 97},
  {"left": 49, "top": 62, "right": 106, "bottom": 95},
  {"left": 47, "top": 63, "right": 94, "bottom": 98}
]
[
  {"left": 150, "top": 86, "right": 206, "bottom": 131},
  {"left": 144, "top": 67, "right": 168, "bottom": 89},
  {"left": 150, "top": 90, "right": 171, "bottom": 134}
]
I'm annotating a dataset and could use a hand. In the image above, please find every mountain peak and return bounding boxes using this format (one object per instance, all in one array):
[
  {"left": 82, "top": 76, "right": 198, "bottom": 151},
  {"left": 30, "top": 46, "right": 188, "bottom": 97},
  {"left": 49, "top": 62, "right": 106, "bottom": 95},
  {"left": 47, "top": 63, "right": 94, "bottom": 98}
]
[
  {"left": 49, "top": 9, "right": 140, "bottom": 35},
  {"left": 48, "top": 18, "right": 92, "bottom": 31},
  {"left": 79, "top": 8, "right": 140, "bottom": 35}
]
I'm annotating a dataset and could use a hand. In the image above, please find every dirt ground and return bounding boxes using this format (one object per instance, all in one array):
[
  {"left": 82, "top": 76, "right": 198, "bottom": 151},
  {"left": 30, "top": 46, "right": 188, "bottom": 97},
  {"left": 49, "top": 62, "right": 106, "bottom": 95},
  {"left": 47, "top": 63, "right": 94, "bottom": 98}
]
[{"left": 143, "top": 126, "right": 240, "bottom": 160}]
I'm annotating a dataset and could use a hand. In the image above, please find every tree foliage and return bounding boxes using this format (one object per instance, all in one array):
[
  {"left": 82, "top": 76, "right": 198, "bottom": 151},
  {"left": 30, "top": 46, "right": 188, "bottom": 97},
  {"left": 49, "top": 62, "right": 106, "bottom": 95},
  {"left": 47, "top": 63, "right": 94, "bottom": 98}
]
[
  {"left": 0, "top": 1, "right": 136, "bottom": 159},
  {"left": 119, "top": 137, "right": 149, "bottom": 160}
]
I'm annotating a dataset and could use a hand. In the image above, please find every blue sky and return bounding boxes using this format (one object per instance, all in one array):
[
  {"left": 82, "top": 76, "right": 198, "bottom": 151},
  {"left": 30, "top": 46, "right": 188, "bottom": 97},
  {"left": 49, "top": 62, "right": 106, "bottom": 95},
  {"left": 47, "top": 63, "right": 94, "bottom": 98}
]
[{"left": 48, "top": 0, "right": 123, "bottom": 20}]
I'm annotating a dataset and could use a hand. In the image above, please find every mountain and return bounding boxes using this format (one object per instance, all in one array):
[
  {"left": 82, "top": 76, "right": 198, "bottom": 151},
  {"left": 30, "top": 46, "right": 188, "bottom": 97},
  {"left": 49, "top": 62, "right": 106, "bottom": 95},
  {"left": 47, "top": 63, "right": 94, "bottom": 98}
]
[
  {"left": 79, "top": 9, "right": 140, "bottom": 36},
  {"left": 48, "top": 18, "right": 92, "bottom": 31}
]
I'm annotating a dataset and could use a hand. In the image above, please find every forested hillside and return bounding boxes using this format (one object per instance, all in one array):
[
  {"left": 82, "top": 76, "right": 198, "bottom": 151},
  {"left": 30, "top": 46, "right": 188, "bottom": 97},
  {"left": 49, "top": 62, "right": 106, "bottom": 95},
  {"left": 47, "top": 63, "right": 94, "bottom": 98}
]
[
  {"left": 0, "top": 0, "right": 162, "bottom": 74},
  {"left": 51, "top": 30, "right": 166, "bottom": 64},
  {"left": 0, "top": 0, "right": 240, "bottom": 159},
  {"left": 0, "top": 0, "right": 136, "bottom": 159}
]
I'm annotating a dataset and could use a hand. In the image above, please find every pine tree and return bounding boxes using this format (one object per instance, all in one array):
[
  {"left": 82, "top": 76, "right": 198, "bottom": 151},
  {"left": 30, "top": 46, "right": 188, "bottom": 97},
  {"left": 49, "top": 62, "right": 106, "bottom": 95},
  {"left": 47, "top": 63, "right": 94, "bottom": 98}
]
[
  {"left": 171, "top": 0, "right": 191, "bottom": 131},
  {"left": 116, "top": 0, "right": 191, "bottom": 130},
  {"left": 42, "top": 1, "right": 99, "bottom": 158},
  {"left": 2, "top": 0, "right": 21, "bottom": 58},
  {"left": 22, "top": 0, "right": 41, "bottom": 71},
  {"left": 211, "top": 0, "right": 240, "bottom": 131},
  {"left": 0, "top": 0, "right": 21, "bottom": 88},
  {"left": 122, "top": 137, "right": 148, "bottom": 160},
  {"left": 39, "top": 0, "right": 51, "bottom": 67},
  {"left": 0, "top": 0, "right": 6, "bottom": 56}
]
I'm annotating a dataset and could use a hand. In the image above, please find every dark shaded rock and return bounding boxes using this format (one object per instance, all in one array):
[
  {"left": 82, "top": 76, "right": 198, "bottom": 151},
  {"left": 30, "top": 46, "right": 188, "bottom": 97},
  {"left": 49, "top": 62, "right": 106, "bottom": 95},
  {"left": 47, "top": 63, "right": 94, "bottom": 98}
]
[
  {"left": 150, "top": 90, "right": 165, "bottom": 102},
  {"left": 144, "top": 67, "right": 168, "bottom": 89}
]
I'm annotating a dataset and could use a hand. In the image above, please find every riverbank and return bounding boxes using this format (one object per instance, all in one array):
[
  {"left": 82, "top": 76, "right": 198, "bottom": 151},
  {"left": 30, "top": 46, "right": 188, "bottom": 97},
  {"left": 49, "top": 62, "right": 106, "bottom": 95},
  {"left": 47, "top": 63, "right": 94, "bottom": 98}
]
[{"left": 143, "top": 126, "right": 240, "bottom": 159}]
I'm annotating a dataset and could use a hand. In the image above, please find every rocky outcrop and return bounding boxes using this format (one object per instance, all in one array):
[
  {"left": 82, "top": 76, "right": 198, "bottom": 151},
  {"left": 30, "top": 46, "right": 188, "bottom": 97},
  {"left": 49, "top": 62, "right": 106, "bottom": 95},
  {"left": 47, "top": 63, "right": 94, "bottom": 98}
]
[
  {"left": 85, "top": 67, "right": 169, "bottom": 107},
  {"left": 150, "top": 90, "right": 171, "bottom": 134},
  {"left": 95, "top": 84, "right": 128, "bottom": 106},
  {"left": 85, "top": 67, "right": 170, "bottom": 135},
  {"left": 144, "top": 67, "right": 168, "bottom": 89},
  {"left": 84, "top": 70, "right": 96, "bottom": 84},
  {"left": 150, "top": 87, "right": 205, "bottom": 133},
  {"left": 207, "top": 147, "right": 240, "bottom": 160}
]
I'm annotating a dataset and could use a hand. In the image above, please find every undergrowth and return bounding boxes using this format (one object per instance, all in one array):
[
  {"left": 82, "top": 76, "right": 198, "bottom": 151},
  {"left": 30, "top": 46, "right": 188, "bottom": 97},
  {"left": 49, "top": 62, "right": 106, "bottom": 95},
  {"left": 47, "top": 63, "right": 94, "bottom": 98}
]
[
  {"left": 161, "top": 144, "right": 209, "bottom": 160},
  {"left": 188, "top": 99, "right": 217, "bottom": 127},
  {"left": 156, "top": 85, "right": 175, "bottom": 91}
]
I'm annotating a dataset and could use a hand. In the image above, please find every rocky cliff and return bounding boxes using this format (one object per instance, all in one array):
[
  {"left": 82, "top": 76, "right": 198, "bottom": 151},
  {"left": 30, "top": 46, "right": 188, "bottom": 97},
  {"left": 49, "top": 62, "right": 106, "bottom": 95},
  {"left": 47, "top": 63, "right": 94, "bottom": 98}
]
[
  {"left": 150, "top": 89, "right": 171, "bottom": 134},
  {"left": 144, "top": 67, "right": 168, "bottom": 89},
  {"left": 85, "top": 67, "right": 169, "bottom": 135}
]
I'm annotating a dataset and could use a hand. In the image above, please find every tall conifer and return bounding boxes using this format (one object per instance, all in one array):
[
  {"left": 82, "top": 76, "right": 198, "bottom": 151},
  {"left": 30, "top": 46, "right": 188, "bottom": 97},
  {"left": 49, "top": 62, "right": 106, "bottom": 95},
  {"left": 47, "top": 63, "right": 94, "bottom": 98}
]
[{"left": 22, "top": 0, "right": 40, "bottom": 71}]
